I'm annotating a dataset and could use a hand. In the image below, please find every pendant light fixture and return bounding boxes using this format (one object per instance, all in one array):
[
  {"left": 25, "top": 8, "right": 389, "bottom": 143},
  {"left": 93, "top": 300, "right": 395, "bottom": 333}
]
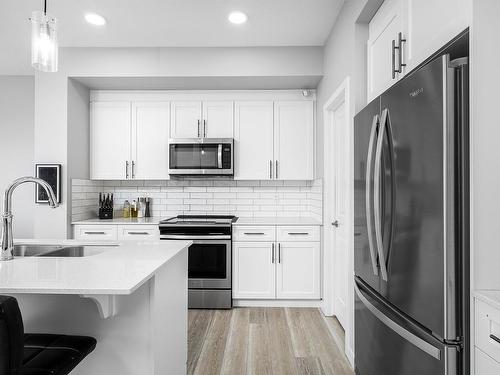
[{"left": 30, "top": 0, "right": 58, "bottom": 72}]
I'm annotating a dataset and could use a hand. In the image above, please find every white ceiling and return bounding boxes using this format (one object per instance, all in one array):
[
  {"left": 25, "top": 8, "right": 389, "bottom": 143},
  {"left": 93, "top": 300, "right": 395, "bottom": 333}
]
[{"left": 2, "top": 0, "right": 344, "bottom": 74}]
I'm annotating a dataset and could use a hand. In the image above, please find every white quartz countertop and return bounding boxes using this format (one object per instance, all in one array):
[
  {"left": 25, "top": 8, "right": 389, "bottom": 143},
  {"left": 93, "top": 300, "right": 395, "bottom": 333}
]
[
  {"left": 72, "top": 217, "right": 163, "bottom": 225},
  {"left": 233, "top": 217, "right": 322, "bottom": 226},
  {"left": 0, "top": 239, "right": 191, "bottom": 295},
  {"left": 474, "top": 290, "right": 500, "bottom": 311}
]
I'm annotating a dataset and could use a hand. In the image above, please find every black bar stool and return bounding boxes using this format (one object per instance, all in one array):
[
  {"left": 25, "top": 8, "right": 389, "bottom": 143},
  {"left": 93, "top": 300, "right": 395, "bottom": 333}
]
[{"left": 0, "top": 295, "right": 97, "bottom": 375}]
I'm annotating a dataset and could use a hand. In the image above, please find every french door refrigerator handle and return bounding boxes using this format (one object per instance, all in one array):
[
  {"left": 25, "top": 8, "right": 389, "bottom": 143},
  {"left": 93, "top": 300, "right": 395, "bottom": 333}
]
[
  {"left": 354, "top": 282, "right": 441, "bottom": 360},
  {"left": 374, "top": 109, "right": 389, "bottom": 281},
  {"left": 365, "top": 114, "right": 379, "bottom": 276}
]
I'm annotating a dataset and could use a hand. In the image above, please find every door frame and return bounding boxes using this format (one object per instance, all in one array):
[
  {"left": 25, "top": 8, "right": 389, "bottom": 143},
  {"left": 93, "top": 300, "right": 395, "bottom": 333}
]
[{"left": 321, "top": 76, "right": 355, "bottom": 366}]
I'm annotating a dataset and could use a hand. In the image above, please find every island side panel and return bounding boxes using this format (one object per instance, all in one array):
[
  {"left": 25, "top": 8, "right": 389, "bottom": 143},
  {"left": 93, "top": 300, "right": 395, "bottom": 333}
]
[{"left": 150, "top": 246, "right": 188, "bottom": 375}]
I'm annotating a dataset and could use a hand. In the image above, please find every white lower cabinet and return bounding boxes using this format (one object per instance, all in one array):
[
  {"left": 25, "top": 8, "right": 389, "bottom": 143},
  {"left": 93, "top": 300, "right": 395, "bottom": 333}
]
[
  {"left": 74, "top": 224, "right": 159, "bottom": 241},
  {"left": 475, "top": 348, "right": 500, "bottom": 374},
  {"left": 276, "top": 242, "right": 320, "bottom": 299},
  {"left": 232, "top": 225, "right": 321, "bottom": 301},
  {"left": 232, "top": 242, "right": 276, "bottom": 299}
]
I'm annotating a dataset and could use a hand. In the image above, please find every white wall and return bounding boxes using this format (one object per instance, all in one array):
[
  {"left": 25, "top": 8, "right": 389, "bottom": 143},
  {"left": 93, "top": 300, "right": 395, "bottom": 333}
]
[
  {"left": 33, "top": 46, "right": 324, "bottom": 238},
  {"left": 0, "top": 76, "right": 35, "bottom": 238},
  {"left": 471, "top": 0, "right": 500, "bottom": 290}
]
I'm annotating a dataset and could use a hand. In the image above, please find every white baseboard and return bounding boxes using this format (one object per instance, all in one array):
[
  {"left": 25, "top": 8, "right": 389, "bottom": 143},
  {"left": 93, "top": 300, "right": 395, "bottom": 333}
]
[{"left": 233, "top": 299, "right": 322, "bottom": 308}]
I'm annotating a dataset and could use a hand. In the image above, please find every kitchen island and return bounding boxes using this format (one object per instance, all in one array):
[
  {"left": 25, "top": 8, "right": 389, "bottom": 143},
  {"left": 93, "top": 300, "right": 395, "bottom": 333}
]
[{"left": 0, "top": 239, "right": 191, "bottom": 375}]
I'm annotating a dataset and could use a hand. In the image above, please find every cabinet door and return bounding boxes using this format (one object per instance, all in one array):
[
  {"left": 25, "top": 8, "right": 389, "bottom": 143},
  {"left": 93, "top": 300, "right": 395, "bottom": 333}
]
[
  {"left": 402, "top": 0, "right": 469, "bottom": 71},
  {"left": 276, "top": 242, "right": 320, "bottom": 299},
  {"left": 74, "top": 225, "right": 118, "bottom": 241},
  {"left": 131, "top": 102, "right": 170, "bottom": 180},
  {"left": 475, "top": 348, "right": 500, "bottom": 375},
  {"left": 202, "top": 101, "right": 234, "bottom": 138},
  {"left": 367, "top": 0, "right": 403, "bottom": 100},
  {"left": 234, "top": 101, "right": 274, "bottom": 180},
  {"left": 90, "top": 101, "right": 131, "bottom": 180},
  {"left": 232, "top": 242, "right": 276, "bottom": 299},
  {"left": 273, "top": 101, "right": 314, "bottom": 180},
  {"left": 170, "top": 101, "right": 202, "bottom": 138}
]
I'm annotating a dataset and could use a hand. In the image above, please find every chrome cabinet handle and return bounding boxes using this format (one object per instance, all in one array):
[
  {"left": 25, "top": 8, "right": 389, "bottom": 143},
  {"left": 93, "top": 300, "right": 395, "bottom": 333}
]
[
  {"left": 490, "top": 334, "right": 500, "bottom": 345},
  {"left": 275, "top": 160, "right": 279, "bottom": 179},
  {"left": 125, "top": 161, "right": 129, "bottom": 179},
  {"left": 203, "top": 119, "right": 207, "bottom": 137},
  {"left": 374, "top": 109, "right": 389, "bottom": 281},
  {"left": 84, "top": 231, "right": 106, "bottom": 235},
  {"left": 131, "top": 161, "right": 135, "bottom": 179},
  {"left": 288, "top": 232, "right": 309, "bottom": 235},
  {"left": 396, "top": 32, "right": 406, "bottom": 73},
  {"left": 197, "top": 119, "right": 201, "bottom": 137},
  {"left": 127, "top": 232, "right": 149, "bottom": 235},
  {"left": 332, "top": 220, "right": 339, "bottom": 227},
  {"left": 392, "top": 39, "right": 397, "bottom": 79},
  {"left": 365, "top": 114, "right": 379, "bottom": 277},
  {"left": 269, "top": 160, "right": 273, "bottom": 179},
  {"left": 278, "top": 243, "right": 281, "bottom": 263},
  {"left": 271, "top": 243, "right": 275, "bottom": 263},
  {"left": 244, "top": 232, "right": 265, "bottom": 235}
]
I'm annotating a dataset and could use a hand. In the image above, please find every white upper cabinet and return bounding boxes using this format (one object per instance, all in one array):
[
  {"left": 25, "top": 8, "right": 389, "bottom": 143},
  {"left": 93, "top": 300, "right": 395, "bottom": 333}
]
[
  {"left": 367, "top": 0, "right": 404, "bottom": 100},
  {"left": 91, "top": 102, "right": 131, "bottom": 180},
  {"left": 276, "top": 242, "right": 320, "bottom": 299},
  {"left": 202, "top": 101, "right": 234, "bottom": 138},
  {"left": 367, "top": 0, "right": 470, "bottom": 101},
  {"left": 274, "top": 101, "right": 314, "bottom": 180},
  {"left": 131, "top": 102, "right": 170, "bottom": 180},
  {"left": 234, "top": 101, "right": 274, "bottom": 180},
  {"left": 402, "top": 0, "right": 469, "bottom": 71},
  {"left": 170, "top": 101, "right": 202, "bottom": 138}
]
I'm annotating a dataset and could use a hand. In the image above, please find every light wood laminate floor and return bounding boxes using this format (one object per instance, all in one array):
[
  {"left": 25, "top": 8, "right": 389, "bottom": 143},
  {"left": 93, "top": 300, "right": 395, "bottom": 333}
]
[{"left": 188, "top": 307, "right": 354, "bottom": 375}]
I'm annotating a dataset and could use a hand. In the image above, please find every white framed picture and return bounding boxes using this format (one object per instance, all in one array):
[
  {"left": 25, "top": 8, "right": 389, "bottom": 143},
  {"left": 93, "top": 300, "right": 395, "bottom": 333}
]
[{"left": 35, "top": 164, "right": 61, "bottom": 203}]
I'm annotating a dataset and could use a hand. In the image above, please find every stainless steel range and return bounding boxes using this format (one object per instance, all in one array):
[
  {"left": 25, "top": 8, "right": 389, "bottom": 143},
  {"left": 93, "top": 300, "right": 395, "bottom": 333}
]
[{"left": 159, "top": 215, "right": 237, "bottom": 309}]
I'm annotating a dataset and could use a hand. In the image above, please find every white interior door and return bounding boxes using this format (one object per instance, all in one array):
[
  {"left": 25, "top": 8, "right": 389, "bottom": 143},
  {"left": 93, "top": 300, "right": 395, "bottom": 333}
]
[
  {"left": 273, "top": 101, "right": 314, "bottom": 180},
  {"left": 202, "top": 101, "right": 234, "bottom": 138},
  {"left": 131, "top": 102, "right": 170, "bottom": 180},
  {"left": 234, "top": 101, "right": 274, "bottom": 180},
  {"left": 90, "top": 101, "right": 131, "bottom": 180},
  {"left": 331, "top": 103, "right": 349, "bottom": 329},
  {"left": 170, "top": 101, "right": 202, "bottom": 138}
]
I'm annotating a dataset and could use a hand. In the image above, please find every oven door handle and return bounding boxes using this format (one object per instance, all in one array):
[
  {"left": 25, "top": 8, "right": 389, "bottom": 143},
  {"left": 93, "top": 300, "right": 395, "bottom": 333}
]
[{"left": 160, "top": 235, "right": 231, "bottom": 240}]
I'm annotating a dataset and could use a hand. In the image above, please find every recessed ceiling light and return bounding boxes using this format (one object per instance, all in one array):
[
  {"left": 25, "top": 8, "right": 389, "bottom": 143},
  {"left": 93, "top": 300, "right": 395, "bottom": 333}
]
[
  {"left": 85, "top": 13, "right": 106, "bottom": 26},
  {"left": 228, "top": 11, "right": 247, "bottom": 25}
]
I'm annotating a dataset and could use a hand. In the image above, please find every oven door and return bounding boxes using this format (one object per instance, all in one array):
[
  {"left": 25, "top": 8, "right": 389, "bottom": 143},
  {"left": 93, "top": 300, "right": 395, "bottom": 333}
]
[{"left": 187, "top": 239, "right": 231, "bottom": 289}]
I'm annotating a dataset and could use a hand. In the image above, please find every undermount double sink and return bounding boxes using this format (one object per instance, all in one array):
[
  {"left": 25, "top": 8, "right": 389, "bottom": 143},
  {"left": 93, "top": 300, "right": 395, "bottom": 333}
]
[{"left": 13, "top": 244, "right": 104, "bottom": 258}]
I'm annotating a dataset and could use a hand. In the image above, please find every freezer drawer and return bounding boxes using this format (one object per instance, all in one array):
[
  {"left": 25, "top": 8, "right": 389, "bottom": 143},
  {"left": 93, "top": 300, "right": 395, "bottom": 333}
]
[{"left": 355, "top": 279, "right": 459, "bottom": 375}]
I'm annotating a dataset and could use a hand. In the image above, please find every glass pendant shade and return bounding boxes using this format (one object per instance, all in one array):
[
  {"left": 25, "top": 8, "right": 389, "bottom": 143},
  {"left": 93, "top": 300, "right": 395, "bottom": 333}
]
[{"left": 31, "top": 10, "right": 58, "bottom": 72}]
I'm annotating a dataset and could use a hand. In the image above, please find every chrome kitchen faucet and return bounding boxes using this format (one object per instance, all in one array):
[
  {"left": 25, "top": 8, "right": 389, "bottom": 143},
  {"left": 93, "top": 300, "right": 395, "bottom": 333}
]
[{"left": 1, "top": 177, "right": 59, "bottom": 261}]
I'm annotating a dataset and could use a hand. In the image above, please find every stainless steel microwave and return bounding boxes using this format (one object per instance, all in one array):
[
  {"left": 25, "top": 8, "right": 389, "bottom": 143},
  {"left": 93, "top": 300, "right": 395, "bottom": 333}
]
[{"left": 168, "top": 138, "right": 234, "bottom": 176}]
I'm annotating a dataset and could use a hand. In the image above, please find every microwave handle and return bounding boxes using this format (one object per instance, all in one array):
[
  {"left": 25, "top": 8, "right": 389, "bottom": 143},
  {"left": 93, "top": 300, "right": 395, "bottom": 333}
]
[{"left": 218, "top": 144, "right": 223, "bottom": 169}]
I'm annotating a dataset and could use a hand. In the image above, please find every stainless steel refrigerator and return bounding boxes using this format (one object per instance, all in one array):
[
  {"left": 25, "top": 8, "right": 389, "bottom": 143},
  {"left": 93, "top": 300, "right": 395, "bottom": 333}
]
[{"left": 353, "top": 47, "right": 469, "bottom": 374}]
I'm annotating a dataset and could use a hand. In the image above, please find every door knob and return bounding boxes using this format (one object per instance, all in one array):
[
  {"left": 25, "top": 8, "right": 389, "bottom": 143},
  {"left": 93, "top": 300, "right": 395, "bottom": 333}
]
[{"left": 332, "top": 220, "right": 339, "bottom": 227}]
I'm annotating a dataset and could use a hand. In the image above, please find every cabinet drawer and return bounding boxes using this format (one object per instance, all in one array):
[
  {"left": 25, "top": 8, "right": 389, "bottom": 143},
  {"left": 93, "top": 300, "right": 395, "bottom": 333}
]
[
  {"left": 475, "top": 347, "right": 500, "bottom": 374},
  {"left": 74, "top": 225, "right": 117, "bottom": 241},
  {"left": 117, "top": 225, "right": 159, "bottom": 241},
  {"left": 233, "top": 226, "right": 275, "bottom": 242},
  {"left": 277, "top": 226, "right": 320, "bottom": 242},
  {"left": 475, "top": 299, "right": 500, "bottom": 363}
]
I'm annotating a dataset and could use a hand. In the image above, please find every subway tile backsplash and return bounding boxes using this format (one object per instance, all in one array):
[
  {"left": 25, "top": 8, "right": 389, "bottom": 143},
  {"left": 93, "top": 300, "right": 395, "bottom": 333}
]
[{"left": 71, "top": 179, "right": 323, "bottom": 223}]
